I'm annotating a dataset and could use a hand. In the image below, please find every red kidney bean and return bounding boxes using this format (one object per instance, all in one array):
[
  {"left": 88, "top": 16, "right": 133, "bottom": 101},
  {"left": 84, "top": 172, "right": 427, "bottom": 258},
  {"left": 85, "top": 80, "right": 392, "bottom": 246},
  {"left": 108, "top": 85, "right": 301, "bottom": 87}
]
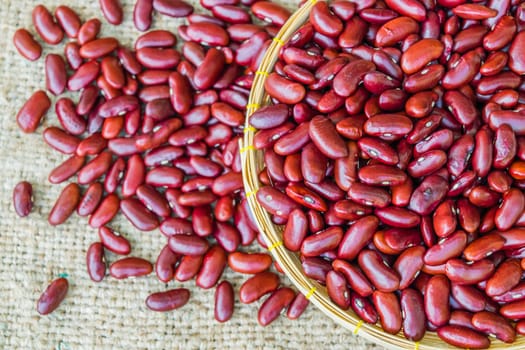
[
  {"left": 68, "top": 61, "right": 100, "bottom": 91},
  {"left": 44, "top": 54, "right": 67, "bottom": 96},
  {"left": 495, "top": 188, "right": 525, "bottom": 231},
  {"left": 424, "top": 230, "right": 467, "bottom": 265},
  {"left": 13, "top": 29, "right": 42, "bottom": 61},
  {"left": 456, "top": 198, "right": 481, "bottom": 233},
  {"left": 133, "top": 0, "right": 153, "bottom": 31},
  {"left": 153, "top": 0, "right": 194, "bottom": 17},
  {"left": 250, "top": 104, "right": 288, "bottom": 130},
  {"left": 76, "top": 182, "right": 103, "bottom": 217},
  {"left": 433, "top": 200, "right": 456, "bottom": 238},
  {"left": 77, "top": 18, "right": 101, "bottom": 45},
  {"left": 338, "top": 216, "right": 379, "bottom": 260},
  {"left": 349, "top": 292, "right": 378, "bottom": 324},
  {"left": 363, "top": 113, "right": 413, "bottom": 141},
  {"left": 493, "top": 124, "right": 517, "bottom": 169},
  {"left": 401, "top": 39, "right": 444, "bottom": 75},
  {"left": 86, "top": 242, "right": 106, "bottom": 282},
  {"left": 258, "top": 287, "right": 295, "bottom": 326},
  {"left": 174, "top": 254, "right": 203, "bottom": 282},
  {"left": 326, "top": 270, "right": 350, "bottom": 309},
  {"left": 36, "top": 277, "right": 68, "bottom": 315},
  {"left": 79, "top": 37, "right": 119, "bottom": 59},
  {"left": 214, "top": 281, "right": 234, "bottom": 322},
  {"left": 437, "top": 325, "right": 490, "bottom": 349},
  {"left": 101, "top": 57, "right": 125, "bottom": 89},
  {"left": 333, "top": 60, "right": 376, "bottom": 98},
  {"left": 332, "top": 259, "right": 373, "bottom": 297},
  {"left": 264, "top": 73, "right": 305, "bottom": 105},
  {"left": 168, "top": 234, "right": 209, "bottom": 256},
  {"left": 120, "top": 198, "right": 158, "bottom": 231},
  {"left": 196, "top": 245, "right": 226, "bottom": 289},
  {"left": 393, "top": 246, "right": 425, "bottom": 289},
  {"left": 32, "top": 5, "right": 64, "bottom": 45},
  {"left": 358, "top": 164, "right": 408, "bottom": 187},
  {"left": 54, "top": 5, "right": 80, "bottom": 39},
  {"left": 472, "top": 311, "right": 515, "bottom": 343},
  {"left": 88, "top": 193, "right": 120, "bottom": 228},
  {"left": 239, "top": 271, "right": 280, "bottom": 304},
  {"left": 408, "top": 150, "right": 447, "bottom": 178},
  {"left": 348, "top": 182, "right": 391, "bottom": 208},
  {"left": 227, "top": 252, "right": 272, "bottom": 274},
  {"left": 186, "top": 22, "right": 229, "bottom": 46},
  {"left": 99, "top": 0, "right": 123, "bottom": 25},
  {"left": 446, "top": 258, "right": 495, "bottom": 285},
  {"left": 13, "top": 181, "right": 33, "bottom": 218},
  {"left": 308, "top": 115, "right": 348, "bottom": 159},
  {"left": 211, "top": 5, "right": 250, "bottom": 24},
  {"left": 400, "top": 288, "right": 426, "bottom": 341},
  {"left": 375, "top": 207, "right": 420, "bottom": 228},
  {"left": 301, "top": 227, "right": 342, "bottom": 257},
  {"left": 251, "top": 1, "right": 290, "bottom": 27},
  {"left": 56, "top": 98, "right": 86, "bottom": 136},
  {"left": 155, "top": 244, "right": 178, "bottom": 283},
  {"left": 286, "top": 292, "right": 309, "bottom": 320},
  {"left": 48, "top": 155, "right": 85, "bottom": 184},
  {"left": 376, "top": 17, "right": 419, "bottom": 47},
  {"left": 358, "top": 249, "right": 400, "bottom": 292},
  {"left": 509, "top": 31, "right": 525, "bottom": 75},
  {"left": 453, "top": 4, "right": 497, "bottom": 19},
  {"left": 510, "top": 160, "right": 525, "bottom": 180},
  {"left": 110, "top": 257, "right": 152, "bottom": 279},
  {"left": 309, "top": 2, "right": 343, "bottom": 38},
  {"left": 485, "top": 259, "right": 522, "bottom": 297},
  {"left": 408, "top": 175, "right": 448, "bottom": 215},
  {"left": 98, "top": 226, "right": 130, "bottom": 255},
  {"left": 48, "top": 183, "right": 80, "bottom": 226},
  {"left": 451, "top": 284, "right": 487, "bottom": 312},
  {"left": 372, "top": 291, "right": 402, "bottom": 334},
  {"left": 464, "top": 233, "right": 505, "bottom": 262},
  {"left": 425, "top": 275, "right": 450, "bottom": 326},
  {"left": 145, "top": 288, "right": 190, "bottom": 311},
  {"left": 16, "top": 90, "right": 51, "bottom": 133},
  {"left": 480, "top": 52, "right": 508, "bottom": 77}
]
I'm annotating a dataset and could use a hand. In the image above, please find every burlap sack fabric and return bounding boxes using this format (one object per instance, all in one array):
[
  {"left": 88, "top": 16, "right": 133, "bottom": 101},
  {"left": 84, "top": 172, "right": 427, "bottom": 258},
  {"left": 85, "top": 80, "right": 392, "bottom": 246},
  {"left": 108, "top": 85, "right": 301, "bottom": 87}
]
[{"left": 0, "top": 0, "right": 385, "bottom": 348}]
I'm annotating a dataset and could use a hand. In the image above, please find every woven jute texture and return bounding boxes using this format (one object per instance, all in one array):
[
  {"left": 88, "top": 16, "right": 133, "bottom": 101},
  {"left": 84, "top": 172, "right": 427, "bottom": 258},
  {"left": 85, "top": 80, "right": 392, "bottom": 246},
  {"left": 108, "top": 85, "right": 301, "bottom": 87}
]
[{"left": 0, "top": 0, "right": 385, "bottom": 349}]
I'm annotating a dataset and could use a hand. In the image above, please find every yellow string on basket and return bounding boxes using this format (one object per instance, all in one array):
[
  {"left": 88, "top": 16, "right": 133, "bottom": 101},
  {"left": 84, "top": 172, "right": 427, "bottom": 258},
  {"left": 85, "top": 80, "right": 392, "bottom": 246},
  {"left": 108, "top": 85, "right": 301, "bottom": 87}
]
[
  {"left": 244, "top": 126, "right": 257, "bottom": 133},
  {"left": 240, "top": 145, "right": 255, "bottom": 154},
  {"left": 267, "top": 240, "right": 283, "bottom": 251},
  {"left": 245, "top": 190, "right": 258, "bottom": 198},
  {"left": 353, "top": 320, "right": 364, "bottom": 335},
  {"left": 414, "top": 342, "right": 419, "bottom": 350},
  {"left": 305, "top": 287, "right": 316, "bottom": 300},
  {"left": 273, "top": 37, "right": 285, "bottom": 46},
  {"left": 246, "top": 104, "right": 260, "bottom": 110},
  {"left": 255, "top": 70, "right": 269, "bottom": 77}
]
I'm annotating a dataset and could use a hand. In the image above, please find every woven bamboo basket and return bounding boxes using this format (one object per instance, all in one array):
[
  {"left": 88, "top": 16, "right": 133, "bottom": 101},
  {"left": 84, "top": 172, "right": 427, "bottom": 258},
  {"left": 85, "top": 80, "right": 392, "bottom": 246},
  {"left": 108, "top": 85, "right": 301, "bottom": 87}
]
[{"left": 240, "top": 0, "right": 524, "bottom": 349}]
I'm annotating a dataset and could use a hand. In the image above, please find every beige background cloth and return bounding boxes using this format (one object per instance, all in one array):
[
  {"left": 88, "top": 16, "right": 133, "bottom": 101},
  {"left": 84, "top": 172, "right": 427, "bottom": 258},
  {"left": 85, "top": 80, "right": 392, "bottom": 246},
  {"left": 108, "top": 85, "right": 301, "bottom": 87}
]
[{"left": 0, "top": 0, "right": 386, "bottom": 348}]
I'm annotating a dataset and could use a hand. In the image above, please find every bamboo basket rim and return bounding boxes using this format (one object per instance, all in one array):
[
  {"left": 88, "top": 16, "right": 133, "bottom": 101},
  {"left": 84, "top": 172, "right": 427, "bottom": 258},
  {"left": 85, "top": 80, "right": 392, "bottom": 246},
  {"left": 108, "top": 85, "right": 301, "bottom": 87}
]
[{"left": 241, "top": 0, "right": 523, "bottom": 349}]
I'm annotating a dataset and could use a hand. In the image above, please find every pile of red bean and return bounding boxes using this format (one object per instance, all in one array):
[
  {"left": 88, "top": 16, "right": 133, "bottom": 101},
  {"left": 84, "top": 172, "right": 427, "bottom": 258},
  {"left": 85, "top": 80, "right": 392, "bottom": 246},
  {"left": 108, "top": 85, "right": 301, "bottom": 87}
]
[
  {"left": 250, "top": 0, "right": 525, "bottom": 348},
  {"left": 12, "top": 0, "right": 313, "bottom": 328}
]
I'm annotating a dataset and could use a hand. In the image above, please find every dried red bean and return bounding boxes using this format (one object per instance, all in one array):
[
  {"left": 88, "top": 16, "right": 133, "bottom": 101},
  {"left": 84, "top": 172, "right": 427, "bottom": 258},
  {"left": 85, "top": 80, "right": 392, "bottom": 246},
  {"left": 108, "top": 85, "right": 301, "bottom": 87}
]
[
  {"left": 16, "top": 90, "right": 51, "bottom": 133},
  {"left": 13, "top": 29, "right": 42, "bottom": 61},
  {"left": 86, "top": 242, "right": 106, "bottom": 282},
  {"left": 36, "top": 277, "right": 68, "bottom": 315},
  {"left": 48, "top": 183, "right": 81, "bottom": 226},
  {"left": 13, "top": 181, "right": 33, "bottom": 217},
  {"left": 214, "top": 281, "right": 234, "bottom": 322},
  {"left": 145, "top": 288, "right": 190, "bottom": 311},
  {"left": 99, "top": 0, "right": 123, "bottom": 25}
]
